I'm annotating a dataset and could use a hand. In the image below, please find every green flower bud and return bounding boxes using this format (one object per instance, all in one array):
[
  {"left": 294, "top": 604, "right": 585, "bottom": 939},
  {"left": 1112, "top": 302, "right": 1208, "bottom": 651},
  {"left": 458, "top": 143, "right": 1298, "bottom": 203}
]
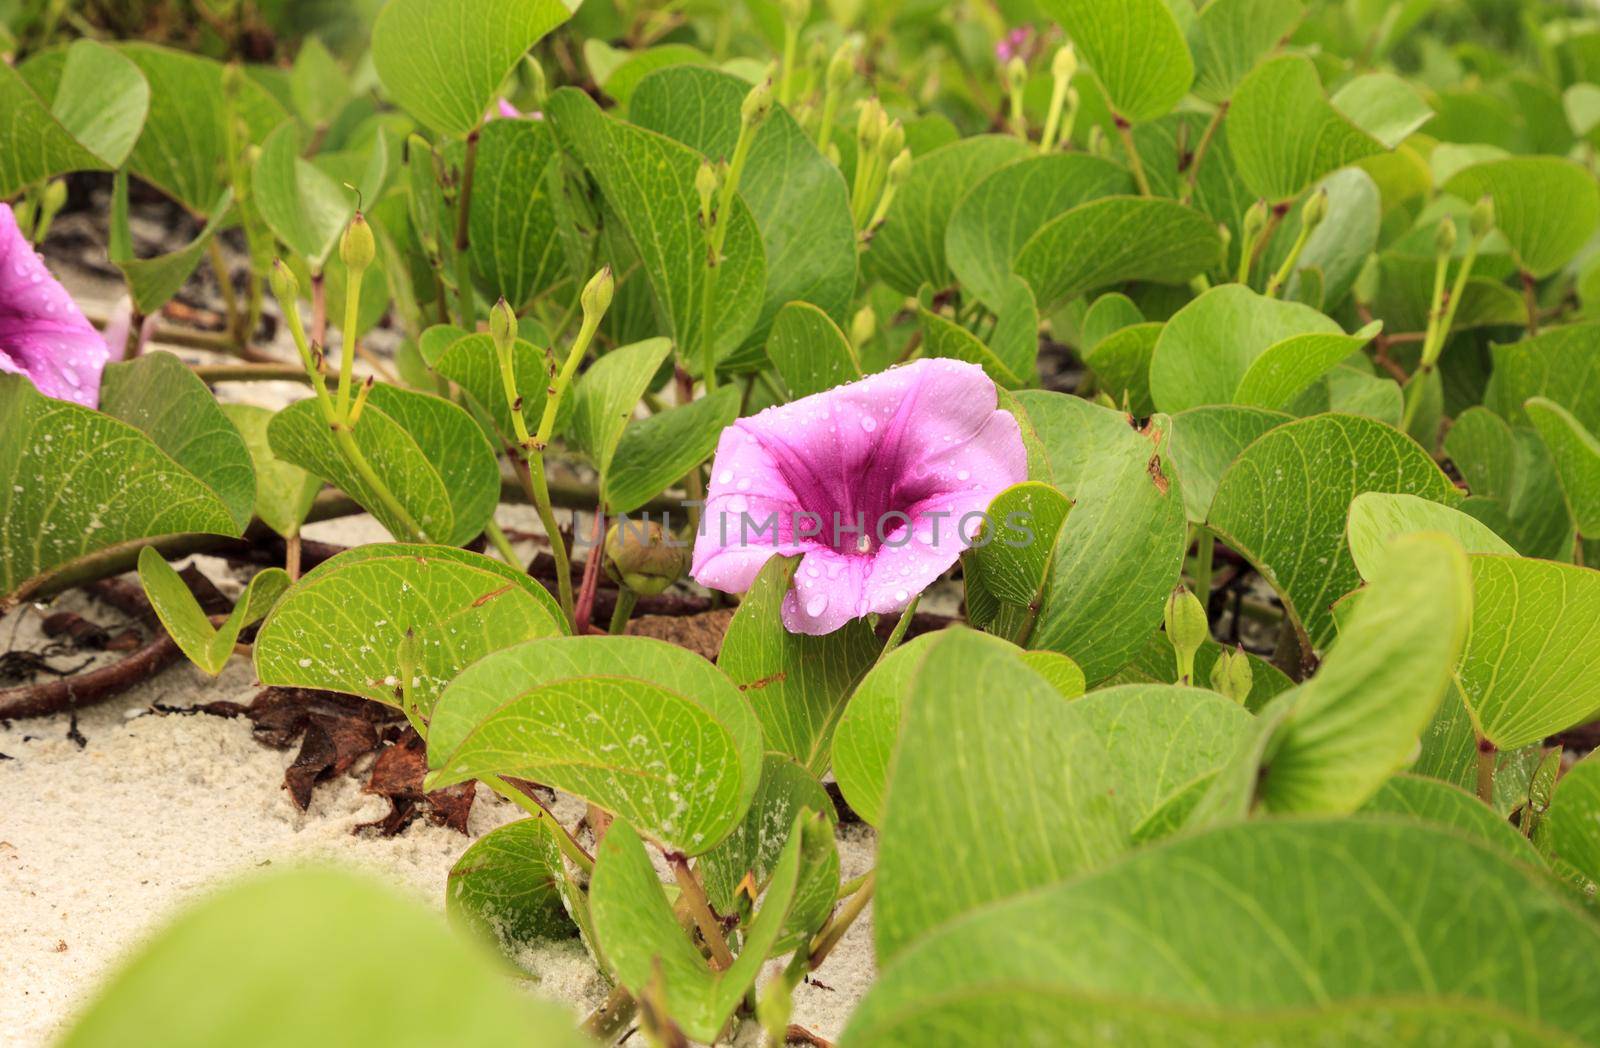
[
  {"left": 1051, "top": 44, "right": 1077, "bottom": 83},
  {"left": 1242, "top": 199, "right": 1270, "bottom": 245},
  {"left": 827, "top": 40, "right": 855, "bottom": 92},
  {"left": 850, "top": 304, "right": 876, "bottom": 346},
  {"left": 887, "top": 146, "right": 913, "bottom": 187},
  {"left": 1353, "top": 253, "right": 1381, "bottom": 305},
  {"left": 695, "top": 160, "right": 719, "bottom": 225},
  {"left": 604, "top": 519, "right": 689, "bottom": 596},
  {"left": 1470, "top": 194, "right": 1495, "bottom": 238},
  {"left": 1164, "top": 584, "right": 1208, "bottom": 685},
  {"left": 780, "top": 0, "right": 810, "bottom": 28},
  {"left": 1216, "top": 222, "right": 1233, "bottom": 252},
  {"left": 42, "top": 178, "right": 68, "bottom": 215},
  {"left": 524, "top": 55, "right": 546, "bottom": 106},
  {"left": 857, "top": 98, "right": 883, "bottom": 148},
  {"left": 1208, "top": 644, "right": 1253, "bottom": 704},
  {"left": 1300, "top": 187, "right": 1329, "bottom": 231},
  {"left": 339, "top": 211, "right": 376, "bottom": 271},
  {"left": 1435, "top": 216, "right": 1458, "bottom": 256},
  {"left": 269, "top": 258, "right": 299, "bottom": 303},
  {"left": 741, "top": 73, "right": 776, "bottom": 128},
  {"left": 581, "top": 265, "right": 615, "bottom": 321},
  {"left": 1006, "top": 55, "right": 1028, "bottom": 94},
  {"left": 489, "top": 297, "right": 517, "bottom": 354},
  {"left": 880, "top": 119, "right": 906, "bottom": 162}
]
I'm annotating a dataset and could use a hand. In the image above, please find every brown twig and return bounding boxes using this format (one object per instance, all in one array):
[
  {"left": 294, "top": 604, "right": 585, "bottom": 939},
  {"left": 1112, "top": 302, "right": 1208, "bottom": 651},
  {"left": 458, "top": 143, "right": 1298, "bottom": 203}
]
[{"left": 0, "top": 632, "right": 180, "bottom": 719}]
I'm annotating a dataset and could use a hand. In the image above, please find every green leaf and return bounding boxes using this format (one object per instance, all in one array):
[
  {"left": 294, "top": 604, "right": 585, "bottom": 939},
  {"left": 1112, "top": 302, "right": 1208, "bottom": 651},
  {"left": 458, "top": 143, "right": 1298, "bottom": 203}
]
[
  {"left": 255, "top": 121, "right": 385, "bottom": 267},
  {"left": 588, "top": 41, "right": 709, "bottom": 110},
  {"left": 42, "top": 40, "right": 150, "bottom": 168},
  {"left": 1254, "top": 533, "right": 1473, "bottom": 814},
  {"left": 1361, "top": 774, "right": 1541, "bottom": 867},
  {"left": 446, "top": 818, "right": 578, "bottom": 954},
  {"left": 426, "top": 636, "right": 762, "bottom": 855},
  {"left": 1098, "top": 627, "right": 1293, "bottom": 713},
  {"left": 370, "top": 0, "right": 573, "bottom": 137},
  {"left": 1149, "top": 285, "right": 1378, "bottom": 413},
  {"left": 1331, "top": 72, "right": 1435, "bottom": 149},
  {"left": 1228, "top": 54, "right": 1384, "bottom": 202},
  {"left": 865, "top": 135, "right": 1031, "bottom": 297},
  {"left": 289, "top": 37, "right": 348, "bottom": 129},
  {"left": 843, "top": 820, "right": 1600, "bottom": 1048},
  {"left": 1485, "top": 322, "right": 1600, "bottom": 433},
  {"left": 1013, "top": 197, "right": 1223, "bottom": 313},
  {"left": 1166, "top": 405, "right": 1289, "bottom": 523},
  {"left": 1207, "top": 413, "right": 1458, "bottom": 650},
  {"left": 1545, "top": 753, "right": 1600, "bottom": 887},
  {"left": 431, "top": 332, "right": 551, "bottom": 450},
  {"left": 1040, "top": 0, "right": 1194, "bottom": 123},
  {"left": 1258, "top": 168, "right": 1381, "bottom": 309},
  {"left": 0, "top": 375, "right": 248, "bottom": 602},
  {"left": 631, "top": 66, "right": 858, "bottom": 348},
  {"left": 944, "top": 154, "right": 1133, "bottom": 310},
  {"left": 546, "top": 88, "right": 766, "bottom": 366},
  {"left": 138, "top": 549, "right": 289, "bottom": 676},
  {"left": 717, "top": 556, "right": 880, "bottom": 775},
  {"left": 1188, "top": 0, "right": 1305, "bottom": 104},
  {"left": 100, "top": 352, "right": 256, "bottom": 532},
  {"left": 110, "top": 185, "right": 237, "bottom": 315},
  {"left": 568, "top": 337, "right": 675, "bottom": 486},
  {"left": 767, "top": 302, "right": 862, "bottom": 399},
  {"left": 698, "top": 753, "right": 839, "bottom": 952},
  {"left": 1346, "top": 492, "right": 1515, "bottom": 579},
  {"left": 219, "top": 404, "right": 320, "bottom": 540},
  {"left": 606, "top": 385, "right": 739, "bottom": 514},
  {"left": 875, "top": 629, "right": 1131, "bottom": 963},
  {"left": 58, "top": 867, "right": 586, "bottom": 1048},
  {"left": 1447, "top": 406, "right": 1574, "bottom": 560},
  {"left": 963, "top": 482, "right": 1073, "bottom": 644},
  {"left": 270, "top": 383, "right": 498, "bottom": 546},
  {"left": 0, "top": 58, "right": 106, "bottom": 198},
  {"left": 467, "top": 117, "right": 565, "bottom": 307},
  {"left": 120, "top": 43, "right": 285, "bottom": 213},
  {"left": 918, "top": 305, "right": 1026, "bottom": 389},
  {"left": 589, "top": 817, "right": 808, "bottom": 1042},
  {"left": 1445, "top": 157, "right": 1600, "bottom": 277},
  {"left": 253, "top": 544, "right": 565, "bottom": 714},
  {"left": 1459, "top": 555, "right": 1600, "bottom": 750},
  {"left": 1082, "top": 321, "right": 1161, "bottom": 415},
  {"left": 1008, "top": 393, "right": 1189, "bottom": 681},
  {"left": 1527, "top": 397, "right": 1600, "bottom": 535}
]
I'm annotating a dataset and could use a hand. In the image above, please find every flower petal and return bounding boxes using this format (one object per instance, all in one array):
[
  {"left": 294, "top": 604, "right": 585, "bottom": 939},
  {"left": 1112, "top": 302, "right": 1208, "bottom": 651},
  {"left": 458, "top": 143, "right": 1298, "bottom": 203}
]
[
  {"left": 781, "top": 548, "right": 873, "bottom": 635},
  {"left": 0, "top": 204, "right": 110, "bottom": 408}
]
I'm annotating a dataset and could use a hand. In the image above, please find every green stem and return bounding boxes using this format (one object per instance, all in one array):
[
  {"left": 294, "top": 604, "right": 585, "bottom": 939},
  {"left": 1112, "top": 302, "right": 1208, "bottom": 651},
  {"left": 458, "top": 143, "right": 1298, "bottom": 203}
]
[
  {"left": 807, "top": 870, "right": 875, "bottom": 970},
  {"left": 608, "top": 588, "right": 640, "bottom": 635},
  {"left": 877, "top": 595, "right": 919, "bottom": 662},
  {"left": 778, "top": 21, "right": 799, "bottom": 106},
  {"left": 521, "top": 456, "right": 577, "bottom": 630},
  {"left": 482, "top": 775, "right": 596, "bottom": 875},
  {"left": 1476, "top": 737, "right": 1497, "bottom": 806},
  {"left": 453, "top": 126, "right": 482, "bottom": 330},
  {"left": 208, "top": 239, "right": 240, "bottom": 343},
  {"left": 486, "top": 519, "right": 520, "bottom": 567},
  {"left": 1113, "top": 118, "right": 1151, "bottom": 196},
  {"left": 1425, "top": 240, "right": 1482, "bottom": 369},
  {"left": 1192, "top": 527, "right": 1214, "bottom": 606},
  {"left": 333, "top": 425, "right": 428, "bottom": 541},
  {"left": 1181, "top": 101, "right": 1227, "bottom": 204},
  {"left": 1263, "top": 218, "right": 1314, "bottom": 299},
  {"left": 336, "top": 264, "right": 365, "bottom": 423},
  {"left": 1039, "top": 73, "right": 1070, "bottom": 154}
]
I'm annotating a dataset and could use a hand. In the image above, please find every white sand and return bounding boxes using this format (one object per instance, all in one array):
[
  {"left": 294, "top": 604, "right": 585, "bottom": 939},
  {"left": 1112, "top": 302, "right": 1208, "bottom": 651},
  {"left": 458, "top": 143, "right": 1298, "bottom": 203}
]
[{"left": 0, "top": 547, "right": 876, "bottom": 1047}]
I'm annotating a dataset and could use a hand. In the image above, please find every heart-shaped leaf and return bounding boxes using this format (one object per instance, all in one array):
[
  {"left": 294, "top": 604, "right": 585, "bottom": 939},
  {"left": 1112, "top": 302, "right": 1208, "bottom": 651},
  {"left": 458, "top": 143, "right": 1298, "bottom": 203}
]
[
  {"left": 567, "top": 337, "right": 674, "bottom": 488},
  {"left": 1040, "top": 0, "right": 1193, "bottom": 123},
  {"left": 606, "top": 385, "right": 739, "bottom": 514},
  {"left": 1331, "top": 72, "right": 1435, "bottom": 148},
  {"left": 1149, "top": 284, "right": 1379, "bottom": 413},
  {"left": 865, "top": 135, "right": 1031, "bottom": 297},
  {"left": 631, "top": 66, "right": 858, "bottom": 348},
  {"left": 1257, "top": 168, "right": 1381, "bottom": 309},
  {"left": 1445, "top": 157, "right": 1600, "bottom": 277},
  {"left": 1361, "top": 774, "right": 1541, "bottom": 867},
  {"left": 288, "top": 37, "right": 348, "bottom": 128},
  {"left": 767, "top": 302, "right": 862, "bottom": 399},
  {"left": 1008, "top": 392, "right": 1189, "bottom": 681},
  {"left": 0, "top": 59, "right": 106, "bottom": 198},
  {"left": 466, "top": 117, "right": 565, "bottom": 308},
  {"left": 138, "top": 549, "right": 290, "bottom": 676},
  {"left": 945, "top": 154, "right": 1133, "bottom": 310},
  {"left": 1014, "top": 197, "right": 1223, "bottom": 313},
  {"left": 108, "top": 180, "right": 237, "bottom": 315},
  {"left": 547, "top": 88, "right": 767, "bottom": 367},
  {"left": 1082, "top": 321, "right": 1161, "bottom": 414},
  {"left": 1189, "top": 0, "right": 1305, "bottom": 104},
  {"left": 219, "top": 405, "right": 320, "bottom": 541},
  {"left": 256, "top": 122, "right": 386, "bottom": 267},
  {"left": 431, "top": 332, "right": 552, "bottom": 450},
  {"left": 1447, "top": 406, "right": 1574, "bottom": 560},
  {"left": 426, "top": 636, "right": 762, "bottom": 854},
  {"left": 717, "top": 556, "right": 880, "bottom": 775},
  {"left": 23, "top": 39, "right": 150, "bottom": 168},
  {"left": 58, "top": 868, "right": 589, "bottom": 1048},
  {"left": 843, "top": 820, "right": 1600, "bottom": 1047},
  {"left": 371, "top": 0, "right": 573, "bottom": 137},
  {"left": 446, "top": 818, "right": 579, "bottom": 954},
  {"left": 875, "top": 629, "right": 1131, "bottom": 963},
  {"left": 1166, "top": 405, "right": 1289, "bottom": 523},
  {"left": 588, "top": 41, "right": 709, "bottom": 110},
  {"left": 1228, "top": 54, "right": 1385, "bottom": 202},
  {"left": 1527, "top": 397, "right": 1600, "bottom": 535},
  {"left": 253, "top": 544, "right": 565, "bottom": 714},
  {"left": 1207, "top": 413, "right": 1458, "bottom": 650},
  {"left": 589, "top": 816, "right": 810, "bottom": 1042},
  {"left": 963, "top": 481, "right": 1074, "bottom": 644}
]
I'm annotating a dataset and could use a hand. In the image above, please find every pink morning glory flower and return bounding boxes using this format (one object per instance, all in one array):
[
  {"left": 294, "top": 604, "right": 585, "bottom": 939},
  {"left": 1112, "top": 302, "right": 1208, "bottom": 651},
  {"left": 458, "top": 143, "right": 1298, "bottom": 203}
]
[
  {"left": 691, "top": 359, "right": 1027, "bottom": 635},
  {"left": 0, "top": 203, "right": 111, "bottom": 408}
]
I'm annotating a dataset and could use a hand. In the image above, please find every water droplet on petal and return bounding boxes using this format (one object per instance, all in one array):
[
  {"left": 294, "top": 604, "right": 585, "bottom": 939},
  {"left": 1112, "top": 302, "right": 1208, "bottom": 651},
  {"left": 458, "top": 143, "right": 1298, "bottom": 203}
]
[
  {"left": 956, "top": 469, "right": 970, "bottom": 481},
  {"left": 718, "top": 470, "right": 733, "bottom": 484},
  {"left": 860, "top": 416, "right": 877, "bottom": 432},
  {"left": 895, "top": 589, "right": 908, "bottom": 601},
  {"left": 806, "top": 595, "right": 828, "bottom": 617}
]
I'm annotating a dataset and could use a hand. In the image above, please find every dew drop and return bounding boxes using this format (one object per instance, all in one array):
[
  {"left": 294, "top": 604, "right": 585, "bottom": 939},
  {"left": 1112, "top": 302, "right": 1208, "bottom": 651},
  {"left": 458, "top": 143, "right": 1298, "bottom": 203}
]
[
  {"left": 717, "top": 470, "right": 733, "bottom": 484},
  {"left": 895, "top": 589, "right": 908, "bottom": 601},
  {"left": 956, "top": 469, "right": 970, "bottom": 481},
  {"left": 860, "top": 416, "right": 877, "bottom": 432},
  {"left": 805, "top": 595, "right": 828, "bottom": 617}
]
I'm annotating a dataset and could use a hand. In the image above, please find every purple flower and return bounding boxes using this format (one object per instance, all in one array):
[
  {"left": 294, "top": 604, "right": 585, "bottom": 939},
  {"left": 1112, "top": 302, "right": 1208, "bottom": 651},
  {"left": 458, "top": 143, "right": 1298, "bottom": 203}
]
[
  {"left": 691, "top": 359, "right": 1027, "bottom": 635},
  {"left": 0, "top": 203, "right": 110, "bottom": 408},
  {"left": 996, "top": 27, "right": 1031, "bottom": 63}
]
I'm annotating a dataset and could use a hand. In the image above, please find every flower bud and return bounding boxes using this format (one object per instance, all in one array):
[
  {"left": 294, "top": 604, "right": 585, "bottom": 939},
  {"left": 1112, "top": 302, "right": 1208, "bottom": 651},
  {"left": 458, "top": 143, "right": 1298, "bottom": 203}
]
[
  {"left": 887, "top": 147, "right": 913, "bottom": 187},
  {"left": 1470, "top": 194, "right": 1495, "bottom": 238},
  {"left": 339, "top": 211, "right": 375, "bottom": 271},
  {"left": 1434, "top": 216, "right": 1458, "bottom": 256},
  {"left": 827, "top": 40, "right": 854, "bottom": 92},
  {"left": 581, "top": 265, "right": 614, "bottom": 321},
  {"left": 880, "top": 120, "right": 906, "bottom": 162},
  {"left": 269, "top": 258, "right": 299, "bottom": 303},
  {"left": 604, "top": 520, "right": 688, "bottom": 596},
  {"left": 1300, "top": 187, "right": 1328, "bottom": 231},
  {"left": 1164, "top": 584, "right": 1208, "bottom": 685},
  {"left": 850, "top": 305, "right": 876, "bottom": 346},
  {"left": 1353, "top": 253, "right": 1380, "bottom": 305},
  {"left": 1208, "top": 644, "right": 1253, "bottom": 704},
  {"left": 1216, "top": 222, "right": 1233, "bottom": 252},
  {"left": 695, "top": 160, "right": 719, "bottom": 225},
  {"left": 1242, "top": 199, "right": 1270, "bottom": 245},
  {"left": 1006, "top": 55, "right": 1028, "bottom": 94},
  {"left": 857, "top": 98, "right": 883, "bottom": 149},
  {"left": 490, "top": 297, "right": 517, "bottom": 354},
  {"left": 524, "top": 55, "right": 546, "bottom": 106},
  {"left": 1051, "top": 44, "right": 1076, "bottom": 83},
  {"left": 780, "top": 0, "right": 809, "bottom": 28},
  {"left": 741, "top": 74, "right": 775, "bottom": 128}
]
